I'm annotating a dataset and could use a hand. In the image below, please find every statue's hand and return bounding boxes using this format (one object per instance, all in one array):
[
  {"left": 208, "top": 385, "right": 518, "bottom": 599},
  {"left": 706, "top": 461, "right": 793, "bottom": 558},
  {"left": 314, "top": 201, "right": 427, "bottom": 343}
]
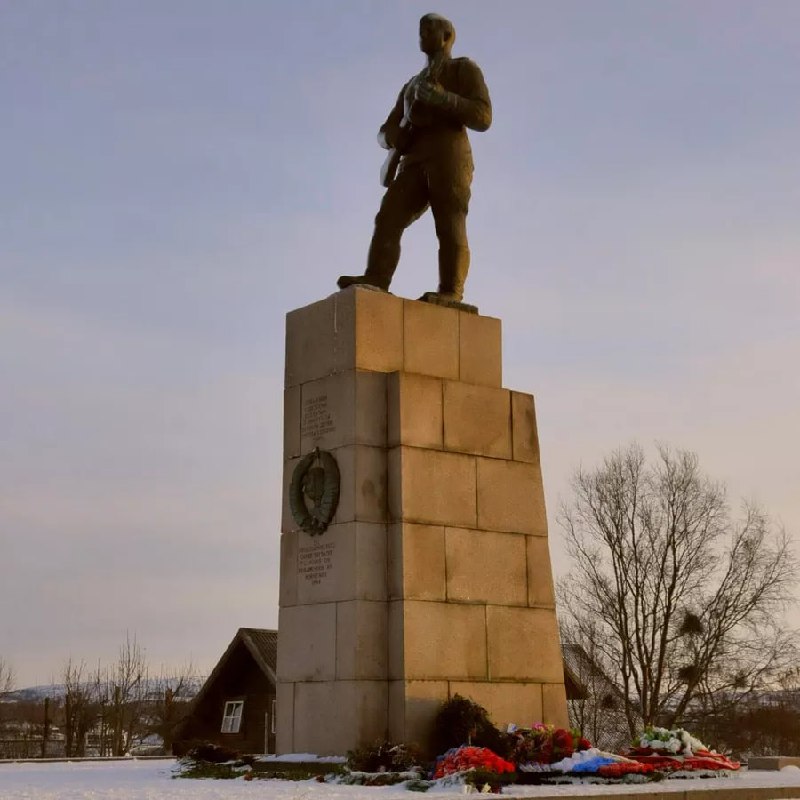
[{"left": 415, "top": 80, "right": 447, "bottom": 106}]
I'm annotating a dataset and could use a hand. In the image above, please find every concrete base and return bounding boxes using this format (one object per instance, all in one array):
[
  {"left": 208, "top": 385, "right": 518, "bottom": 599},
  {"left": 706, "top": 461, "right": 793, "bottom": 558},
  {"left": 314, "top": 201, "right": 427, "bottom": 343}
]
[
  {"left": 278, "top": 287, "right": 567, "bottom": 755},
  {"left": 506, "top": 787, "right": 800, "bottom": 800},
  {"left": 749, "top": 756, "right": 800, "bottom": 770}
]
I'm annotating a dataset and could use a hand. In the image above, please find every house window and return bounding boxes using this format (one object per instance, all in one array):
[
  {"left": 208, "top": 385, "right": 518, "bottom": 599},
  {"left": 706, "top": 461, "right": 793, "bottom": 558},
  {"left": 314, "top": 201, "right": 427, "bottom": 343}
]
[{"left": 221, "top": 700, "right": 244, "bottom": 733}]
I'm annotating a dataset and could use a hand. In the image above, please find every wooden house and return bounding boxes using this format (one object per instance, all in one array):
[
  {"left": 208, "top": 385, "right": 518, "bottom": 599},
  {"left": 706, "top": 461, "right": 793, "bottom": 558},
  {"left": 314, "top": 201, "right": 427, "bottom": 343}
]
[{"left": 173, "top": 627, "right": 277, "bottom": 755}]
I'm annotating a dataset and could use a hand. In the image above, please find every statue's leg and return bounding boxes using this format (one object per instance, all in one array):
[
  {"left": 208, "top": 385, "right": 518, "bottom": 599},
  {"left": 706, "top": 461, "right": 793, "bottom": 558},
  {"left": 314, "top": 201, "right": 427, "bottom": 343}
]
[
  {"left": 428, "top": 158, "right": 473, "bottom": 301},
  {"left": 365, "top": 164, "right": 429, "bottom": 288}
]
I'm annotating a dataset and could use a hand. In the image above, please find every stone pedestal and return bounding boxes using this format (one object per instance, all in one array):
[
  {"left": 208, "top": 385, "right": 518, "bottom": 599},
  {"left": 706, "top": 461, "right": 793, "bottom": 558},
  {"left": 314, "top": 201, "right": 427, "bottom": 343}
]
[{"left": 277, "top": 286, "right": 567, "bottom": 755}]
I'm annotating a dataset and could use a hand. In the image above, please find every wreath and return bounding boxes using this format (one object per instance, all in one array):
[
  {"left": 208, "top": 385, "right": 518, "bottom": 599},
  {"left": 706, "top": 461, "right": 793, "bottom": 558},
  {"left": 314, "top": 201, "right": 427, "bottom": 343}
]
[{"left": 289, "top": 448, "right": 340, "bottom": 535}]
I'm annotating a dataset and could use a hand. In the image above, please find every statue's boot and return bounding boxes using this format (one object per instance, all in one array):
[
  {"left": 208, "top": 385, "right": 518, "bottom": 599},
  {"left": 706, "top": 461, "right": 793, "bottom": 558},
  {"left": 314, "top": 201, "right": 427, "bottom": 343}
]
[
  {"left": 337, "top": 239, "right": 399, "bottom": 292},
  {"left": 336, "top": 274, "right": 388, "bottom": 291},
  {"left": 420, "top": 244, "right": 470, "bottom": 303}
]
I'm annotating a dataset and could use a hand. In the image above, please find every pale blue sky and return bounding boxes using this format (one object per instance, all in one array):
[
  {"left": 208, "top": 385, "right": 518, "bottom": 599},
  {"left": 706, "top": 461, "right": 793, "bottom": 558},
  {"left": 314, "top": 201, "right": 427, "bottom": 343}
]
[{"left": 2, "top": 1, "right": 798, "bottom": 685}]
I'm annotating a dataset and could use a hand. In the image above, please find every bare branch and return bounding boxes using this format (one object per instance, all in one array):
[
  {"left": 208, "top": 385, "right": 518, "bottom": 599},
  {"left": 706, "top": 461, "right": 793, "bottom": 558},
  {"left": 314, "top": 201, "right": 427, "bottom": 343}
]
[{"left": 559, "top": 442, "right": 797, "bottom": 734}]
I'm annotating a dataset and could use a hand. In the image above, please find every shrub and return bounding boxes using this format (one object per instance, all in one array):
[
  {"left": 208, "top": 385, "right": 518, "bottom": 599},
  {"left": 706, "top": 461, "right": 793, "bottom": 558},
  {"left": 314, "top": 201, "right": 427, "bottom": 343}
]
[
  {"left": 186, "top": 742, "right": 242, "bottom": 763},
  {"left": 430, "top": 695, "right": 511, "bottom": 758},
  {"left": 346, "top": 740, "right": 424, "bottom": 772}
]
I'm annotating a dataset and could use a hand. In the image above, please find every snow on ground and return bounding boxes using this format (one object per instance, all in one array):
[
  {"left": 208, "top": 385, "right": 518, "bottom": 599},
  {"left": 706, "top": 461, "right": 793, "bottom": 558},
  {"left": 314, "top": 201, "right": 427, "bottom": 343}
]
[{"left": 2, "top": 760, "right": 800, "bottom": 800}]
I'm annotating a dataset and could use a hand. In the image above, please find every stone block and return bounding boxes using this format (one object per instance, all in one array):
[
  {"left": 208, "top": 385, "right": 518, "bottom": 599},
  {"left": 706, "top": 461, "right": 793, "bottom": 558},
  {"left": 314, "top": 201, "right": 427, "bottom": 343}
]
[
  {"left": 749, "top": 756, "right": 800, "bottom": 770},
  {"left": 336, "top": 600, "right": 388, "bottom": 680},
  {"left": 387, "top": 372, "right": 443, "bottom": 450},
  {"left": 443, "top": 382, "right": 511, "bottom": 458},
  {"left": 285, "top": 295, "right": 337, "bottom": 388},
  {"left": 293, "top": 680, "right": 388, "bottom": 756},
  {"left": 281, "top": 455, "right": 301, "bottom": 534},
  {"left": 279, "top": 533, "right": 298, "bottom": 608},
  {"left": 476, "top": 458, "right": 547, "bottom": 535},
  {"left": 334, "top": 445, "right": 387, "bottom": 525},
  {"left": 340, "top": 287, "right": 405, "bottom": 375},
  {"left": 353, "top": 523, "right": 389, "bottom": 601},
  {"left": 291, "top": 681, "right": 336, "bottom": 755},
  {"left": 388, "top": 523, "right": 446, "bottom": 601},
  {"left": 338, "top": 680, "right": 390, "bottom": 752},
  {"left": 388, "top": 679, "right": 449, "bottom": 748},
  {"left": 403, "top": 299, "right": 459, "bottom": 379},
  {"left": 388, "top": 599, "right": 402, "bottom": 682},
  {"left": 511, "top": 392, "right": 540, "bottom": 464},
  {"left": 397, "top": 600, "right": 487, "bottom": 680},
  {"left": 527, "top": 535, "right": 556, "bottom": 607},
  {"left": 275, "top": 681, "right": 295, "bottom": 754},
  {"left": 277, "top": 603, "right": 337, "bottom": 682},
  {"left": 389, "top": 447, "right": 476, "bottom": 528},
  {"left": 449, "top": 682, "right": 543, "bottom": 730},
  {"left": 285, "top": 288, "right": 404, "bottom": 388},
  {"left": 299, "top": 370, "right": 387, "bottom": 453},
  {"left": 294, "top": 523, "right": 387, "bottom": 606},
  {"left": 445, "top": 528, "right": 526, "bottom": 605},
  {"left": 459, "top": 313, "right": 502, "bottom": 387},
  {"left": 284, "top": 385, "right": 302, "bottom": 459},
  {"left": 354, "top": 372, "right": 388, "bottom": 446},
  {"left": 486, "top": 606, "right": 563, "bottom": 682},
  {"left": 542, "top": 682, "right": 569, "bottom": 727}
]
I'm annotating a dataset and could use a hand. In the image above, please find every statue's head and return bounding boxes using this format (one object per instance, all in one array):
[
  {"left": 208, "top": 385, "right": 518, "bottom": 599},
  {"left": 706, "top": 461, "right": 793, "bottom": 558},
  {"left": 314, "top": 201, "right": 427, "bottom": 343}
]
[{"left": 419, "top": 13, "right": 455, "bottom": 56}]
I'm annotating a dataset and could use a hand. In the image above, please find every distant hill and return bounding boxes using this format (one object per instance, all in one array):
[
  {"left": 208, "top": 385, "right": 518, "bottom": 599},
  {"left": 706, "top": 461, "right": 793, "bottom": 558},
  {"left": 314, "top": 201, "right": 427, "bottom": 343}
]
[
  {"left": 0, "top": 685, "right": 64, "bottom": 703},
  {"left": 1, "top": 676, "right": 206, "bottom": 704}
]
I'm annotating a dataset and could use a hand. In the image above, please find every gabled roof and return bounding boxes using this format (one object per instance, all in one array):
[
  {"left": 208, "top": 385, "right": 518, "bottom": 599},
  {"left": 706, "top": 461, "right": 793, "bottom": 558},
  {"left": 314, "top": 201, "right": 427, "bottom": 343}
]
[
  {"left": 183, "top": 628, "right": 277, "bottom": 716},
  {"left": 562, "top": 642, "right": 623, "bottom": 703},
  {"left": 562, "top": 646, "right": 589, "bottom": 700},
  {"left": 238, "top": 628, "right": 277, "bottom": 685}
]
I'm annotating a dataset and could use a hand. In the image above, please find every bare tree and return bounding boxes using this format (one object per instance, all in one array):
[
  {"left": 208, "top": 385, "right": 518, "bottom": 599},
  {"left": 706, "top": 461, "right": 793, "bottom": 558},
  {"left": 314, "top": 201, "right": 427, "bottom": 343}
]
[
  {"left": 104, "top": 633, "right": 148, "bottom": 756},
  {"left": 62, "top": 659, "right": 95, "bottom": 757},
  {"left": 147, "top": 661, "right": 197, "bottom": 753},
  {"left": 0, "top": 657, "right": 14, "bottom": 695},
  {"left": 559, "top": 443, "right": 795, "bottom": 739}
]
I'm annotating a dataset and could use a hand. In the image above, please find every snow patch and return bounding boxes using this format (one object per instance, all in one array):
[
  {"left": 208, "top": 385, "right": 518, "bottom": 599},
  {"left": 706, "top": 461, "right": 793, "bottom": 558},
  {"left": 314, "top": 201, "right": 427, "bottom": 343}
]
[
  {"left": 1, "top": 759, "right": 800, "bottom": 800},
  {"left": 256, "top": 752, "right": 346, "bottom": 763}
]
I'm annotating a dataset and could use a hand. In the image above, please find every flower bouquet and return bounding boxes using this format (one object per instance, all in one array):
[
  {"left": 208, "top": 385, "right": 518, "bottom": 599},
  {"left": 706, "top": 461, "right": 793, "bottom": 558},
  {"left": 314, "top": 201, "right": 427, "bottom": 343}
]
[
  {"left": 511, "top": 724, "right": 661, "bottom": 784},
  {"left": 627, "top": 726, "right": 740, "bottom": 776},
  {"left": 432, "top": 746, "right": 516, "bottom": 792},
  {"left": 433, "top": 746, "right": 516, "bottom": 779},
  {"left": 509, "top": 723, "right": 590, "bottom": 765}
]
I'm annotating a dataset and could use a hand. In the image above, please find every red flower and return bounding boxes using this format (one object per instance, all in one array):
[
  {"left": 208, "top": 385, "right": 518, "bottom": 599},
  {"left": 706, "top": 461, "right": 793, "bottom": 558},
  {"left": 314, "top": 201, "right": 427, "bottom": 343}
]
[
  {"left": 598, "top": 762, "right": 655, "bottom": 778},
  {"left": 551, "top": 728, "right": 574, "bottom": 757},
  {"left": 433, "top": 746, "right": 515, "bottom": 779}
]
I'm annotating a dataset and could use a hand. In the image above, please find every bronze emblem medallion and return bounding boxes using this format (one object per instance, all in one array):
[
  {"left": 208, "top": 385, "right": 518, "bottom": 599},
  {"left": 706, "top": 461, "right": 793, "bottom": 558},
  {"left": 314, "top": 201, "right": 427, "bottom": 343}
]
[{"left": 289, "top": 448, "right": 340, "bottom": 535}]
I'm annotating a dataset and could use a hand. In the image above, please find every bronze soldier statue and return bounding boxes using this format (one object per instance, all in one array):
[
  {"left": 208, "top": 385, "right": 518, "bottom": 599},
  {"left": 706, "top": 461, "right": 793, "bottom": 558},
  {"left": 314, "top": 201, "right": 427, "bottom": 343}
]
[{"left": 338, "top": 13, "right": 491, "bottom": 305}]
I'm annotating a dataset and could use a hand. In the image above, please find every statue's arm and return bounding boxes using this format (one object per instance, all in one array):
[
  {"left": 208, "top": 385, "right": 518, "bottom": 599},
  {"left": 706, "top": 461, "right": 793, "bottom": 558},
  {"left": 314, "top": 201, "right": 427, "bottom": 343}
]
[
  {"left": 447, "top": 60, "right": 492, "bottom": 132},
  {"left": 377, "top": 86, "right": 406, "bottom": 150},
  {"left": 419, "top": 59, "right": 491, "bottom": 132}
]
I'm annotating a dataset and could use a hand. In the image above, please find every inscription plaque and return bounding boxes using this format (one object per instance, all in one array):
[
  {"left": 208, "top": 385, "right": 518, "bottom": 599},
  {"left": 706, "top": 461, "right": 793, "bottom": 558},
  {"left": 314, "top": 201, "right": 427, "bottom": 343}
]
[
  {"left": 298, "top": 540, "right": 336, "bottom": 586},
  {"left": 301, "top": 394, "right": 335, "bottom": 440}
]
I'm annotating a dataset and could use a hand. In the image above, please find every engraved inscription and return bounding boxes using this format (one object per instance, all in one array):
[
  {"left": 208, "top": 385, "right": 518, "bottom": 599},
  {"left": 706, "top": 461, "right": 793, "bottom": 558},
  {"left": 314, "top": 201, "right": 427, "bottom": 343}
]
[
  {"left": 298, "top": 541, "right": 336, "bottom": 586},
  {"left": 301, "top": 394, "right": 335, "bottom": 440}
]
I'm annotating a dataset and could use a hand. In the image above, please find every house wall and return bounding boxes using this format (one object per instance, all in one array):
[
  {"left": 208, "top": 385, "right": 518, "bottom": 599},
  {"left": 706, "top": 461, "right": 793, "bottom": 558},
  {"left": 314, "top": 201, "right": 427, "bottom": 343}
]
[{"left": 175, "top": 642, "right": 276, "bottom": 755}]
